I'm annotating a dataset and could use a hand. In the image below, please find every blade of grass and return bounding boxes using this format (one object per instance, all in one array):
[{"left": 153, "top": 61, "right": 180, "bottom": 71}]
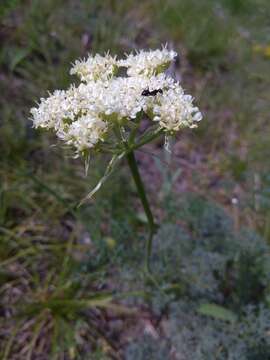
[
  {"left": 26, "top": 313, "right": 47, "bottom": 360},
  {"left": 2, "top": 320, "right": 23, "bottom": 360}
]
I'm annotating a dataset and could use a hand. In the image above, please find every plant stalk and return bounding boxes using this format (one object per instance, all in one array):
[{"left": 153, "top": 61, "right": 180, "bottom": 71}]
[{"left": 126, "top": 150, "right": 156, "bottom": 272}]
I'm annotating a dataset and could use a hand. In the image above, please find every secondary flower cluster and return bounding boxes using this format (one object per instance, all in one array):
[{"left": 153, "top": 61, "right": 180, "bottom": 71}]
[{"left": 30, "top": 47, "right": 202, "bottom": 154}]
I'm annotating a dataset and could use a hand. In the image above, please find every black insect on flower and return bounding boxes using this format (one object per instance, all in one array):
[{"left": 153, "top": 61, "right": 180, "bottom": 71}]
[{"left": 141, "top": 88, "right": 163, "bottom": 97}]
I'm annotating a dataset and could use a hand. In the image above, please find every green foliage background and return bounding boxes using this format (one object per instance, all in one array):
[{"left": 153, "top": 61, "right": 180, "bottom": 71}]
[{"left": 0, "top": 0, "right": 270, "bottom": 358}]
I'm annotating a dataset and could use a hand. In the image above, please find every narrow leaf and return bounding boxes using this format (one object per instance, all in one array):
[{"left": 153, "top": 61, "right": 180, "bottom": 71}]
[
  {"left": 79, "top": 152, "right": 125, "bottom": 206},
  {"left": 197, "top": 303, "right": 237, "bottom": 323},
  {"left": 10, "top": 48, "right": 30, "bottom": 71}
]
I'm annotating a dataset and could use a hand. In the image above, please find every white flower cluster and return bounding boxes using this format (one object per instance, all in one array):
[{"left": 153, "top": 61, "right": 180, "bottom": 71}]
[
  {"left": 70, "top": 53, "right": 117, "bottom": 82},
  {"left": 153, "top": 87, "right": 202, "bottom": 132},
  {"left": 30, "top": 47, "right": 202, "bottom": 154},
  {"left": 118, "top": 48, "right": 177, "bottom": 77}
]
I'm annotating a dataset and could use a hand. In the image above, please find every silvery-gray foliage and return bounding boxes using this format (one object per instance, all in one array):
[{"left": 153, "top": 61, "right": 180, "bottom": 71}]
[
  {"left": 167, "top": 302, "right": 270, "bottom": 360},
  {"left": 130, "top": 196, "right": 270, "bottom": 359},
  {"left": 125, "top": 335, "right": 171, "bottom": 360},
  {"left": 125, "top": 303, "right": 270, "bottom": 360}
]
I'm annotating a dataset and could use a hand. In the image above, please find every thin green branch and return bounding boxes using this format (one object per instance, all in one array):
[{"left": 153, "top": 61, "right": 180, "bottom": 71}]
[{"left": 132, "top": 128, "right": 163, "bottom": 151}]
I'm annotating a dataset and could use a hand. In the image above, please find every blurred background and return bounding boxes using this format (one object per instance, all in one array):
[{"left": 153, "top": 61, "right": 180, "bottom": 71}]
[{"left": 0, "top": 0, "right": 270, "bottom": 359}]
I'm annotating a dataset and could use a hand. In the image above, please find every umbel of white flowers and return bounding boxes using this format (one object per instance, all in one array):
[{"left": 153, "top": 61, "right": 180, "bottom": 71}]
[{"left": 30, "top": 47, "right": 202, "bottom": 156}]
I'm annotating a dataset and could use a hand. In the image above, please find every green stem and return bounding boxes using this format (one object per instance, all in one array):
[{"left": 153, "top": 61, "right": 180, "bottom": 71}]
[{"left": 126, "top": 150, "right": 156, "bottom": 272}]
